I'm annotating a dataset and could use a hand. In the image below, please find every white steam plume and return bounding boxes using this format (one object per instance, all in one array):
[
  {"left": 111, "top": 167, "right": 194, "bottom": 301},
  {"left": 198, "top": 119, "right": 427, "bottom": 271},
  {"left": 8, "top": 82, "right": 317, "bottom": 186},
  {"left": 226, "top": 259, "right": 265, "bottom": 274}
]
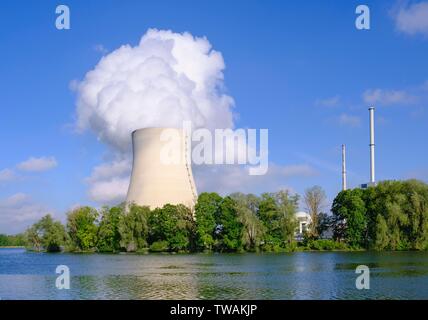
[{"left": 75, "top": 29, "right": 235, "bottom": 152}]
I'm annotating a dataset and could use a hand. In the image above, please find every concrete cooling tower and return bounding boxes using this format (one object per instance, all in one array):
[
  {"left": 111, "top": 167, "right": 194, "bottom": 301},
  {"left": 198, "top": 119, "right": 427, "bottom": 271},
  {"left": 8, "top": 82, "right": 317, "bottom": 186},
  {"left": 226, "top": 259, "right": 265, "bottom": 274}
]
[{"left": 126, "top": 127, "right": 197, "bottom": 209}]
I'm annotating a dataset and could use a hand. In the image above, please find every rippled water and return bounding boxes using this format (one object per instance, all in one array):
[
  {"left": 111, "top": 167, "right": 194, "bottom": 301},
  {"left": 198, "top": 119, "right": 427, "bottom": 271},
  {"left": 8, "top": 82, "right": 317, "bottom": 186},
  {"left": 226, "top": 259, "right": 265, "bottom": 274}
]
[{"left": 0, "top": 248, "right": 427, "bottom": 299}]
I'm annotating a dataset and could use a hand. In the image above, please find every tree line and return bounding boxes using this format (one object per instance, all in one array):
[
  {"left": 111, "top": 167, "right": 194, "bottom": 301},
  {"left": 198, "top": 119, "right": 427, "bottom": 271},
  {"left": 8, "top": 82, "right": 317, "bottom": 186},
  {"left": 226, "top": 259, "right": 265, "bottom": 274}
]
[
  {"left": 20, "top": 190, "right": 307, "bottom": 253},
  {"left": 0, "top": 234, "right": 27, "bottom": 247},
  {"left": 3, "top": 179, "right": 427, "bottom": 253},
  {"left": 332, "top": 179, "right": 428, "bottom": 250}
]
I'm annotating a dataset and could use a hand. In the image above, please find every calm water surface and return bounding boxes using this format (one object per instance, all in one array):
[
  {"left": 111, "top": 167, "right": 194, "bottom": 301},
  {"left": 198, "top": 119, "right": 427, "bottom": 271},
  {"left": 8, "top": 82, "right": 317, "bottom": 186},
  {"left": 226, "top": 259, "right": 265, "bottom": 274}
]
[{"left": 0, "top": 248, "right": 427, "bottom": 299}]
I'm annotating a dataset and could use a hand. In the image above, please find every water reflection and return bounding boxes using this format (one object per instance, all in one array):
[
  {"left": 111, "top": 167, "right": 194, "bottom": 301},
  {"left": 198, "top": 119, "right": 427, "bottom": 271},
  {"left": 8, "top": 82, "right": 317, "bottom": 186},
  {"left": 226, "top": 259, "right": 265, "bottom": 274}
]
[{"left": 1, "top": 249, "right": 428, "bottom": 299}]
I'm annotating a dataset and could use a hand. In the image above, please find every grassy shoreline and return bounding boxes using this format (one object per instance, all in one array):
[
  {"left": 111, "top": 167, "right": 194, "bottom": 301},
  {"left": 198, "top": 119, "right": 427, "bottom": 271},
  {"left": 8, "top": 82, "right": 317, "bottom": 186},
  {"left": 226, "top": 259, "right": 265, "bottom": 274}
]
[
  {"left": 3, "top": 246, "right": 427, "bottom": 254},
  {"left": 0, "top": 246, "right": 26, "bottom": 248},
  {"left": 0, "top": 246, "right": 383, "bottom": 254}
]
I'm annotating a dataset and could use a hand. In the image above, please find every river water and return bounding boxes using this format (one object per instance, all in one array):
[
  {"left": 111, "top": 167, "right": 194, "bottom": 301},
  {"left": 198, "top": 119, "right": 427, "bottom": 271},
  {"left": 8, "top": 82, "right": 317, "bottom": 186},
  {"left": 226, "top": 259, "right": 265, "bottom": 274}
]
[{"left": 0, "top": 248, "right": 427, "bottom": 299}]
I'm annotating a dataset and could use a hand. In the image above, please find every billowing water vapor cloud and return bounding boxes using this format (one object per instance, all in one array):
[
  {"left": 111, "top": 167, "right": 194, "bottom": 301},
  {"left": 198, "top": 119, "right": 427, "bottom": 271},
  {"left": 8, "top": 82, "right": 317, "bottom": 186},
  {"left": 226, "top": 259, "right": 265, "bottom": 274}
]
[
  {"left": 75, "top": 29, "right": 235, "bottom": 152},
  {"left": 75, "top": 29, "right": 236, "bottom": 203},
  {"left": 74, "top": 29, "right": 314, "bottom": 204}
]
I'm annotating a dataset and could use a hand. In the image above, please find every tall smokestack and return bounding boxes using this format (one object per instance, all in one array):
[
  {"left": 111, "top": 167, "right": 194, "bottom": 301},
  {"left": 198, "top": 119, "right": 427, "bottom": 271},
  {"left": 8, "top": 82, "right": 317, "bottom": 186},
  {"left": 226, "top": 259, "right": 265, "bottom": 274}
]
[
  {"left": 369, "top": 107, "right": 375, "bottom": 184},
  {"left": 342, "top": 144, "right": 347, "bottom": 191}
]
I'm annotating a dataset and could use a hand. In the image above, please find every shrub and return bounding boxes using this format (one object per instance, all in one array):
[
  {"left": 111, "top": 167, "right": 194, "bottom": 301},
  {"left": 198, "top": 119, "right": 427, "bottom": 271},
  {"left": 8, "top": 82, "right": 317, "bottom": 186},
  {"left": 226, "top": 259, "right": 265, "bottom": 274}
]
[
  {"left": 149, "top": 240, "right": 169, "bottom": 252},
  {"left": 306, "top": 239, "right": 348, "bottom": 251}
]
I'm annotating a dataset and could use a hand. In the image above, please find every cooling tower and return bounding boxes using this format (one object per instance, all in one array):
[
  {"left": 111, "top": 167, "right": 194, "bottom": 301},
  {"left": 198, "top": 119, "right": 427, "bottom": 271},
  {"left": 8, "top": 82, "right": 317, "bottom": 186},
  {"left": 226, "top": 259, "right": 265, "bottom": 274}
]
[{"left": 126, "top": 127, "right": 197, "bottom": 209}]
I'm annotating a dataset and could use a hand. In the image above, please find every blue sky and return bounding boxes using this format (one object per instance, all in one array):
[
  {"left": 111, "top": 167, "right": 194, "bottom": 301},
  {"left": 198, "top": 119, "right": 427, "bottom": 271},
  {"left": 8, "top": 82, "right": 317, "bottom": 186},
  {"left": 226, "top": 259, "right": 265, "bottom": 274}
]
[{"left": 1, "top": 0, "right": 428, "bottom": 234}]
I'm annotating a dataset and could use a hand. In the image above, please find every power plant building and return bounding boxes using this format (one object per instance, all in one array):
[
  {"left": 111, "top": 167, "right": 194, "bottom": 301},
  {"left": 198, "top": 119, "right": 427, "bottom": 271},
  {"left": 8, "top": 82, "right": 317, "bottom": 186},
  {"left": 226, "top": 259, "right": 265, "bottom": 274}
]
[{"left": 126, "top": 127, "right": 197, "bottom": 209}]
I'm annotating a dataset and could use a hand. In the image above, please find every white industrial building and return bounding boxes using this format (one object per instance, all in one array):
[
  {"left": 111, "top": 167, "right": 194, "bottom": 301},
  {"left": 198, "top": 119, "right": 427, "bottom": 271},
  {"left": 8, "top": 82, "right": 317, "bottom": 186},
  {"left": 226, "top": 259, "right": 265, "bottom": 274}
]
[{"left": 295, "top": 211, "right": 312, "bottom": 240}]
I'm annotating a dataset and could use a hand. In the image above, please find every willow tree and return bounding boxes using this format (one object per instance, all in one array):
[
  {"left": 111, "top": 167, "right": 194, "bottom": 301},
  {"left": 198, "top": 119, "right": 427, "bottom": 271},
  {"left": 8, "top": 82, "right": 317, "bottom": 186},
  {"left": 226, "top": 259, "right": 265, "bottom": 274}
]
[
  {"left": 258, "top": 190, "right": 298, "bottom": 250},
  {"left": 118, "top": 204, "right": 149, "bottom": 252},
  {"left": 304, "top": 186, "right": 327, "bottom": 239},
  {"left": 276, "top": 190, "right": 299, "bottom": 245},
  {"left": 66, "top": 206, "right": 99, "bottom": 252},
  {"left": 97, "top": 205, "right": 123, "bottom": 252},
  {"left": 230, "top": 193, "right": 264, "bottom": 251},
  {"left": 26, "top": 214, "right": 67, "bottom": 252}
]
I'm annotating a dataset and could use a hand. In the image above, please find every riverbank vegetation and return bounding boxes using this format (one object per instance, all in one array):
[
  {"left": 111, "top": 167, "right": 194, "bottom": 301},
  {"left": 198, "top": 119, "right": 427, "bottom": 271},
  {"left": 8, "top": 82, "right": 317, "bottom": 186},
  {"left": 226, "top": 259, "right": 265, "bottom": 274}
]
[
  {"left": 0, "top": 233, "right": 27, "bottom": 247},
  {"left": 20, "top": 190, "right": 307, "bottom": 253},
  {"left": 332, "top": 179, "right": 428, "bottom": 250},
  {"left": 2, "top": 179, "right": 427, "bottom": 253}
]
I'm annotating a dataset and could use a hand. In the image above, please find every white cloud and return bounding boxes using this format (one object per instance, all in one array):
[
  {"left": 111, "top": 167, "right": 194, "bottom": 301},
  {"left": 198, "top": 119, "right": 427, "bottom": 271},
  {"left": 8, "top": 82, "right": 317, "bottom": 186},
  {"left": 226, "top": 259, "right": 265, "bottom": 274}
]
[
  {"left": 17, "top": 156, "right": 58, "bottom": 172},
  {"left": 0, "top": 168, "right": 16, "bottom": 182},
  {"left": 393, "top": 1, "right": 428, "bottom": 36},
  {"left": 75, "top": 29, "right": 235, "bottom": 153},
  {"left": 84, "top": 159, "right": 317, "bottom": 204},
  {"left": 1, "top": 193, "right": 28, "bottom": 206},
  {"left": 77, "top": 30, "right": 316, "bottom": 204},
  {"left": 87, "top": 177, "right": 129, "bottom": 204},
  {"left": 0, "top": 157, "right": 57, "bottom": 186},
  {"left": 86, "top": 158, "right": 131, "bottom": 183},
  {"left": 194, "top": 163, "right": 318, "bottom": 195},
  {"left": 337, "top": 113, "right": 361, "bottom": 127},
  {"left": 363, "top": 88, "right": 416, "bottom": 106},
  {"left": 85, "top": 158, "right": 131, "bottom": 204},
  {"left": 76, "top": 29, "right": 239, "bottom": 203},
  {"left": 0, "top": 193, "right": 50, "bottom": 234},
  {"left": 315, "top": 95, "right": 340, "bottom": 107}
]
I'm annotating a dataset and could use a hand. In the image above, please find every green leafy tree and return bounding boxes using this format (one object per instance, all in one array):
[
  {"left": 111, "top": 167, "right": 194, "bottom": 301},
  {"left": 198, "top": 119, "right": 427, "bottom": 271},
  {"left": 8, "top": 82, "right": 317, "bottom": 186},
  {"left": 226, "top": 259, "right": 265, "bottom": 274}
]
[
  {"left": 148, "top": 204, "right": 194, "bottom": 251},
  {"left": 258, "top": 193, "right": 281, "bottom": 246},
  {"left": 332, "top": 189, "right": 367, "bottom": 248},
  {"left": 194, "top": 192, "right": 222, "bottom": 250},
  {"left": 97, "top": 205, "right": 123, "bottom": 252},
  {"left": 230, "top": 193, "right": 265, "bottom": 250},
  {"left": 385, "top": 201, "right": 409, "bottom": 250},
  {"left": 258, "top": 190, "right": 299, "bottom": 250},
  {"left": 0, "top": 234, "right": 27, "bottom": 247},
  {"left": 374, "top": 214, "right": 389, "bottom": 250},
  {"left": 25, "top": 226, "right": 43, "bottom": 251},
  {"left": 332, "top": 179, "right": 428, "bottom": 250},
  {"left": 13, "top": 233, "right": 28, "bottom": 246},
  {"left": 372, "top": 181, "right": 410, "bottom": 250},
  {"left": 0, "top": 234, "right": 9, "bottom": 246},
  {"left": 275, "top": 190, "right": 299, "bottom": 245},
  {"left": 216, "top": 196, "right": 243, "bottom": 251},
  {"left": 118, "top": 204, "right": 149, "bottom": 252},
  {"left": 403, "top": 180, "right": 428, "bottom": 250},
  {"left": 66, "top": 206, "right": 98, "bottom": 251},
  {"left": 25, "top": 214, "right": 67, "bottom": 252}
]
